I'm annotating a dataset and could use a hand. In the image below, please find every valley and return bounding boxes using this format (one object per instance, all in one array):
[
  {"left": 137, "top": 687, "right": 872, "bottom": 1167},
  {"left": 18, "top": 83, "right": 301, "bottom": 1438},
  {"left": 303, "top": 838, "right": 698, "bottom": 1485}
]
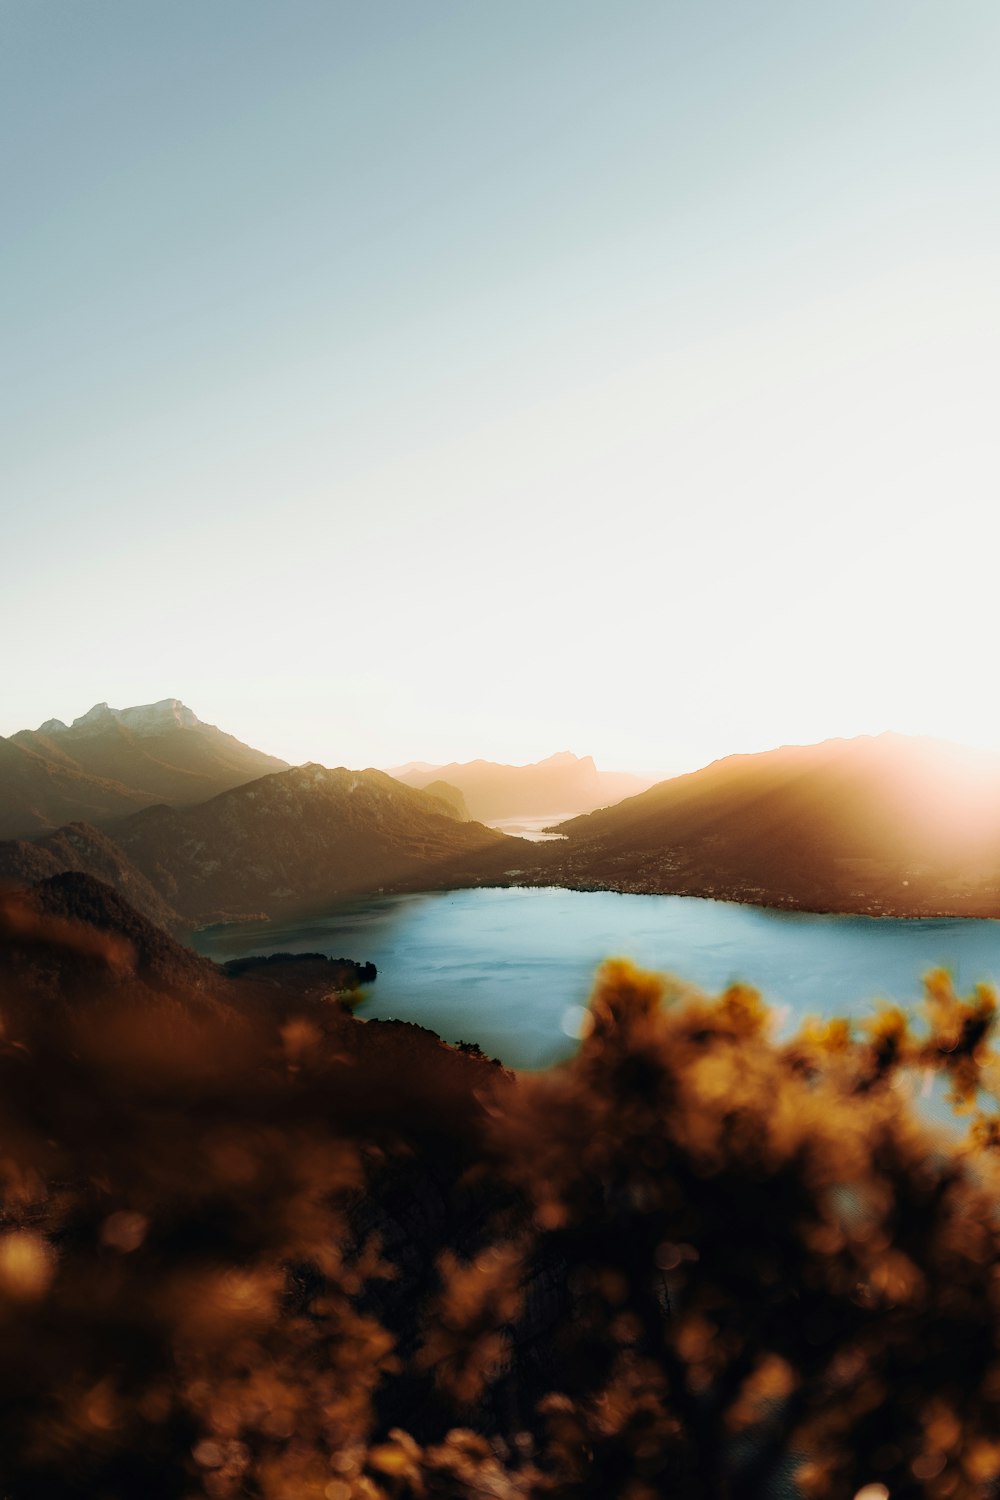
[{"left": 5, "top": 705, "right": 1000, "bottom": 933}]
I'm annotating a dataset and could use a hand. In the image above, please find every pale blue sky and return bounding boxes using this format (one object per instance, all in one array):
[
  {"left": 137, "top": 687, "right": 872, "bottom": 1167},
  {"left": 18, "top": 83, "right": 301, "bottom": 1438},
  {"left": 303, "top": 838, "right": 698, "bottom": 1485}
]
[{"left": 3, "top": 2, "right": 1000, "bottom": 773}]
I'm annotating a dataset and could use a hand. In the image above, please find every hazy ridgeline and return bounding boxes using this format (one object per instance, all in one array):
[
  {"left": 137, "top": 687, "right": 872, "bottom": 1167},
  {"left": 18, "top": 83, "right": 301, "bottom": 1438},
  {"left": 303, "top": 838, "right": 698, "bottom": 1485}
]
[{"left": 4, "top": 894, "right": 1000, "bottom": 1496}]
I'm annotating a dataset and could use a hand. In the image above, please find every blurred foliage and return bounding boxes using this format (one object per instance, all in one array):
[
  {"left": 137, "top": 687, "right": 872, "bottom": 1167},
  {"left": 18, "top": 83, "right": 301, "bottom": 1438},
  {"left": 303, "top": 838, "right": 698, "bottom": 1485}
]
[{"left": 4, "top": 903, "right": 1000, "bottom": 1497}]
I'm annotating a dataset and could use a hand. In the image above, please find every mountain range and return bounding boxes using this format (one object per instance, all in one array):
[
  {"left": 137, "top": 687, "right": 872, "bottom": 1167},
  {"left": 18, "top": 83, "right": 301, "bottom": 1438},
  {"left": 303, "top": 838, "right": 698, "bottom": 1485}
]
[
  {"left": 390, "top": 750, "right": 653, "bottom": 823},
  {"left": 103, "top": 763, "right": 515, "bottom": 925},
  {"left": 0, "top": 757, "right": 520, "bottom": 931},
  {"left": 5, "top": 700, "right": 1000, "bottom": 926},
  {"left": 0, "top": 699, "right": 287, "bottom": 839},
  {"left": 539, "top": 732, "right": 1000, "bottom": 916}
]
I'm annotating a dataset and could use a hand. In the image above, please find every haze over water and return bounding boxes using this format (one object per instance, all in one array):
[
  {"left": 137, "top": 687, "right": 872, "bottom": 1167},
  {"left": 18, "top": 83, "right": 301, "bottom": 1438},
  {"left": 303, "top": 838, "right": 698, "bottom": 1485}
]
[{"left": 195, "top": 887, "right": 1000, "bottom": 1069}]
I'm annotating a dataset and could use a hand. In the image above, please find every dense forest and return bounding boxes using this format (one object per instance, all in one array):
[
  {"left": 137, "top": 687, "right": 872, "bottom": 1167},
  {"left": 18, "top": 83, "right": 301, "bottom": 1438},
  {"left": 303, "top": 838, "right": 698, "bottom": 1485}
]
[{"left": 2, "top": 878, "right": 1000, "bottom": 1497}]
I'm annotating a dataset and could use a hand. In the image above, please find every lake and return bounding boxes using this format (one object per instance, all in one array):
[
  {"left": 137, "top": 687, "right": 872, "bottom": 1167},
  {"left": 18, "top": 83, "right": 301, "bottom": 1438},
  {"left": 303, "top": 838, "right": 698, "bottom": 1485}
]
[{"left": 193, "top": 887, "right": 1000, "bottom": 1071}]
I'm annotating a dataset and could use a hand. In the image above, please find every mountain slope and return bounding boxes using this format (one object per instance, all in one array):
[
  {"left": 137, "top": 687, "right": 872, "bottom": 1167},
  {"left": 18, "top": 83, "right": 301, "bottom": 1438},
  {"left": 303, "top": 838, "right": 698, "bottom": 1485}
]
[
  {"left": 107, "top": 764, "right": 519, "bottom": 923},
  {"left": 0, "top": 871, "right": 227, "bottom": 1014},
  {"left": 391, "top": 751, "right": 653, "bottom": 822},
  {"left": 542, "top": 733, "right": 1000, "bottom": 916},
  {"left": 419, "top": 780, "right": 470, "bottom": 820},
  {"left": 0, "top": 822, "right": 186, "bottom": 934},
  {"left": 0, "top": 734, "right": 154, "bottom": 840},
  {"left": 9, "top": 699, "right": 287, "bottom": 820}
]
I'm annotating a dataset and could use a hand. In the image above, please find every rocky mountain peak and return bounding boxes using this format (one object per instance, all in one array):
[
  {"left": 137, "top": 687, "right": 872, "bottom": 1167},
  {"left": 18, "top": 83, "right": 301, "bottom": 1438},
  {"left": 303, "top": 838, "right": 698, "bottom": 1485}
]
[
  {"left": 2, "top": 701, "right": 287, "bottom": 841},
  {"left": 70, "top": 702, "right": 116, "bottom": 729},
  {"left": 118, "top": 699, "right": 202, "bottom": 732},
  {"left": 65, "top": 699, "right": 203, "bottom": 736}
]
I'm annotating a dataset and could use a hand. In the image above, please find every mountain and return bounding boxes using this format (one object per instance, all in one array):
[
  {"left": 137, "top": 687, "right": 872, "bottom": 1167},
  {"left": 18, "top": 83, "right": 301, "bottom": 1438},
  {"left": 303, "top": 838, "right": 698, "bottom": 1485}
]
[
  {"left": 0, "top": 870, "right": 227, "bottom": 1012},
  {"left": 0, "top": 734, "right": 155, "bottom": 840},
  {"left": 539, "top": 733, "right": 1000, "bottom": 917},
  {"left": 419, "top": 780, "right": 470, "bottom": 820},
  {"left": 390, "top": 751, "right": 654, "bottom": 823},
  {"left": 91, "top": 764, "right": 519, "bottom": 925},
  {"left": 0, "top": 821, "right": 186, "bottom": 934},
  {"left": 0, "top": 699, "right": 288, "bottom": 837}
]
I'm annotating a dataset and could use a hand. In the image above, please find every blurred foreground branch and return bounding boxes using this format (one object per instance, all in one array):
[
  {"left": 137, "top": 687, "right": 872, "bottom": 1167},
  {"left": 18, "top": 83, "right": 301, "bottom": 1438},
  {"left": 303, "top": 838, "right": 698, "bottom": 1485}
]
[{"left": 4, "top": 890, "right": 1000, "bottom": 1498}]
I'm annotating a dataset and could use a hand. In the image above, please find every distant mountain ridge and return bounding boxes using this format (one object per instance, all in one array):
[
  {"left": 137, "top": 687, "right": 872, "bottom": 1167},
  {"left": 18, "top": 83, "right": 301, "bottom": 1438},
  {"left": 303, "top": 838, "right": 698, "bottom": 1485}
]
[
  {"left": 537, "top": 732, "right": 1000, "bottom": 917},
  {"left": 16, "top": 704, "right": 1000, "bottom": 925},
  {"left": 390, "top": 750, "right": 653, "bottom": 823},
  {"left": 0, "top": 764, "right": 521, "bottom": 929},
  {"left": 0, "top": 698, "right": 287, "bottom": 838},
  {"left": 39, "top": 699, "right": 203, "bottom": 735}
]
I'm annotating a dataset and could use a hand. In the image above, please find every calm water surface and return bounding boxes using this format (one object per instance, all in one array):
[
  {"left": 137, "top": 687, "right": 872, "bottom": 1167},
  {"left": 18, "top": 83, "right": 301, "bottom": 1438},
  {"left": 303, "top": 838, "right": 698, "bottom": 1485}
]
[{"left": 193, "top": 888, "right": 1000, "bottom": 1071}]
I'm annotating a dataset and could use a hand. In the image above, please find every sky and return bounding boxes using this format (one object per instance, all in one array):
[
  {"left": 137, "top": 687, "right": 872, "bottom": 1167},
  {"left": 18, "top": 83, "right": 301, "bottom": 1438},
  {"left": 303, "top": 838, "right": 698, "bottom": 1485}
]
[{"left": 3, "top": 1, "right": 1000, "bottom": 777}]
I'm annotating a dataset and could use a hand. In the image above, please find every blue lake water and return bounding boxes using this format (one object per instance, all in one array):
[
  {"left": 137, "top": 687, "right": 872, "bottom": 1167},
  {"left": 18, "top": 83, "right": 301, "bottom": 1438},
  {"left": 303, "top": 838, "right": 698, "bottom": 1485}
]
[{"left": 193, "top": 887, "right": 1000, "bottom": 1072}]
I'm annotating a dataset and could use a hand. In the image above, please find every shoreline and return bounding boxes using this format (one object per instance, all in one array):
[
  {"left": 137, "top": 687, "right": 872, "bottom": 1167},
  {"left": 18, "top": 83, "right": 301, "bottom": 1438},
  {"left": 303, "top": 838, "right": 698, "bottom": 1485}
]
[
  {"left": 476, "top": 878, "right": 1000, "bottom": 925},
  {"left": 188, "top": 875, "right": 1000, "bottom": 944}
]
